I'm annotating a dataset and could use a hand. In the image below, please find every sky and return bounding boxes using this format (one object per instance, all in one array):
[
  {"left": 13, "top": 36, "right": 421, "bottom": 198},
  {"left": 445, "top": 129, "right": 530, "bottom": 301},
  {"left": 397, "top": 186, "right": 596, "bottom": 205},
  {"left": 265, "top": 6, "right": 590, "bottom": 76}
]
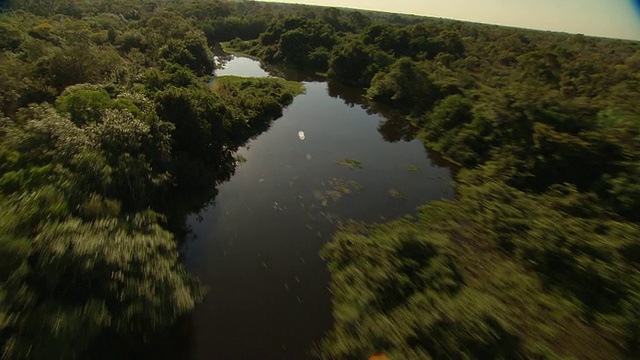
[{"left": 260, "top": 0, "right": 640, "bottom": 41}]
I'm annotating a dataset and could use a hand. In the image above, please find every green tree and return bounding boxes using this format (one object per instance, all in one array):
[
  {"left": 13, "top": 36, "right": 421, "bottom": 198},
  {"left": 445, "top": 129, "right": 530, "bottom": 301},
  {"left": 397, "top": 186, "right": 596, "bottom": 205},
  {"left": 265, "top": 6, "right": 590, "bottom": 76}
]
[
  {"left": 368, "top": 58, "right": 439, "bottom": 111},
  {"left": 36, "top": 46, "right": 126, "bottom": 92},
  {"left": 1, "top": 215, "right": 203, "bottom": 360},
  {"left": 157, "top": 31, "right": 213, "bottom": 76},
  {"left": 328, "top": 39, "right": 393, "bottom": 87}
]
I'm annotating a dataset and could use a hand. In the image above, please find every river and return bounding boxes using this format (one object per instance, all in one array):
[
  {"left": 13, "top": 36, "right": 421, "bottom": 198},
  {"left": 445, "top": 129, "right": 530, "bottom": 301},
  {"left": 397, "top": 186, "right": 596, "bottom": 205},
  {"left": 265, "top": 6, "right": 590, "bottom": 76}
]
[{"left": 183, "top": 55, "right": 454, "bottom": 359}]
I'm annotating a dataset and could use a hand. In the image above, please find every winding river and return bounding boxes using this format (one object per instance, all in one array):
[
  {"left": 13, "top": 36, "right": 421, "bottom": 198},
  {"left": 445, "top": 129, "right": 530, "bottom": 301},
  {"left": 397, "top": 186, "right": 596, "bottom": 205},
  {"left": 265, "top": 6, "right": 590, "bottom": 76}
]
[{"left": 183, "top": 56, "right": 454, "bottom": 359}]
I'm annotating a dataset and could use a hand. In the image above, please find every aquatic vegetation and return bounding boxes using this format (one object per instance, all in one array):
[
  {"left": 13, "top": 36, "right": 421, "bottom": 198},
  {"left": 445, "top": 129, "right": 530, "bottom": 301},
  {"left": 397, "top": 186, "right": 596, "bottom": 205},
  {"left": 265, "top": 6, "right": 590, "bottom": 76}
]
[
  {"left": 314, "top": 178, "right": 365, "bottom": 205},
  {"left": 387, "top": 188, "right": 408, "bottom": 200},
  {"left": 326, "top": 178, "right": 364, "bottom": 193},
  {"left": 406, "top": 164, "right": 420, "bottom": 172},
  {"left": 234, "top": 154, "right": 247, "bottom": 164},
  {"left": 326, "top": 190, "right": 343, "bottom": 202},
  {"left": 335, "top": 158, "right": 364, "bottom": 169}
]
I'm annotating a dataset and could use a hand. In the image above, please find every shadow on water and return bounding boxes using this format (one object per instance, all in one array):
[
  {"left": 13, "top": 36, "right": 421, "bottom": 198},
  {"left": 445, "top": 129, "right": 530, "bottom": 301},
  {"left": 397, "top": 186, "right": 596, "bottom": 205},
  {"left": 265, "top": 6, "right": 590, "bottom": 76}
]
[
  {"left": 324, "top": 77, "right": 418, "bottom": 142},
  {"left": 85, "top": 316, "right": 195, "bottom": 360},
  {"left": 84, "top": 58, "right": 288, "bottom": 360},
  {"left": 325, "top": 76, "right": 451, "bottom": 170},
  {"left": 327, "top": 79, "right": 366, "bottom": 107}
]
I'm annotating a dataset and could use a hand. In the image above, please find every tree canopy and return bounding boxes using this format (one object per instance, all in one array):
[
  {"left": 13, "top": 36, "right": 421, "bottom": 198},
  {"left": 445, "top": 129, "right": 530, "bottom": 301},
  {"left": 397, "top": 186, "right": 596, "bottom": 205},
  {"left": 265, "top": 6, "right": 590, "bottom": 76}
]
[
  {"left": 219, "top": 2, "right": 640, "bottom": 359},
  {"left": 1, "top": 0, "right": 639, "bottom": 358},
  {"left": 0, "top": 1, "right": 303, "bottom": 358}
]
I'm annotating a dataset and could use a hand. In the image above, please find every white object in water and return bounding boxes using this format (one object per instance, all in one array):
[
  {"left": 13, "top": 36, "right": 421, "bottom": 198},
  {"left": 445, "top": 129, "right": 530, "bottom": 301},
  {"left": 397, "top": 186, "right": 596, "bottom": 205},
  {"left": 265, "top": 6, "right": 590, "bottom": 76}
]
[{"left": 298, "top": 131, "right": 305, "bottom": 140}]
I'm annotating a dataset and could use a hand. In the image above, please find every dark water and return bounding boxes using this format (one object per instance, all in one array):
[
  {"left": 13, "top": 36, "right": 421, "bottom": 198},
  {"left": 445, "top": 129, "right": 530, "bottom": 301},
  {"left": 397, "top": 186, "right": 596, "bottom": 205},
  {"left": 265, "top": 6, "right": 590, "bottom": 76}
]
[{"left": 183, "top": 56, "right": 453, "bottom": 359}]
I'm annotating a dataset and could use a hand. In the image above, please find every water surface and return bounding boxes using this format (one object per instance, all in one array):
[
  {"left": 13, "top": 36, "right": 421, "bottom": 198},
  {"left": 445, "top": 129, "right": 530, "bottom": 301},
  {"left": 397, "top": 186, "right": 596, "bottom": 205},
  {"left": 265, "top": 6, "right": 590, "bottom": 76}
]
[{"left": 184, "top": 56, "right": 453, "bottom": 359}]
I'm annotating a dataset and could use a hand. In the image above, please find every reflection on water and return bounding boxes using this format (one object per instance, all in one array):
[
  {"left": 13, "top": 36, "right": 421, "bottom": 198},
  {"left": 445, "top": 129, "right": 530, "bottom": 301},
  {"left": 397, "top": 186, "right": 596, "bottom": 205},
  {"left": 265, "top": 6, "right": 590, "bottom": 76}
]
[
  {"left": 377, "top": 113, "right": 419, "bottom": 143},
  {"left": 264, "top": 64, "right": 326, "bottom": 83},
  {"left": 183, "top": 56, "right": 454, "bottom": 359},
  {"left": 325, "top": 79, "right": 419, "bottom": 143},
  {"left": 214, "top": 55, "right": 272, "bottom": 78},
  {"left": 326, "top": 79, "right": 366, "bottom": 107}
]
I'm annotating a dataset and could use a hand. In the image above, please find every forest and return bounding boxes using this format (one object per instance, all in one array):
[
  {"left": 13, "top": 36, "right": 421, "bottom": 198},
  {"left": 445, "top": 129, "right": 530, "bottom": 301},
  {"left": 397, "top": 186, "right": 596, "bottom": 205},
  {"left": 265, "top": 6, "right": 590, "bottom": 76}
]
[{"left": 1, "top": 0, "right": 640, "bottom": 359}]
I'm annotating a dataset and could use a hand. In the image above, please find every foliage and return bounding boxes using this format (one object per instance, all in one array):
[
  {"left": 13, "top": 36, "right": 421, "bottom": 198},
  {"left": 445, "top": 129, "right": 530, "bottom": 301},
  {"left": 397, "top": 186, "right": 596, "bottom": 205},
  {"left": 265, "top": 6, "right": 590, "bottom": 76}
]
[
  {"left": 322, "top": 180, "right": 640, "bottom": 359},
  {"left": 257, "top": 16, "right": 336, "bottom": 71},
  {"left": 334, "top": 158, "right": 364, "bottom": 169},
  {"left": 1, "top": 0, "right": 639, "bottom": 358},
  {"left": 0, "top": 2, "right": 305, "bottom": 358},
  {"left": 208, "top": 2, "right": 640, "bottom": 359},
  {"left": 328, "top": 39, "right": 394, "bottom": 87},
  {"left": 368, "top": 58, "right": 441, "bottom": 111},
  {"left": 213, "top": 76, "right": 304, "bottom": 127},
  {"left": 2, "top": 215, "right": 202, "bottom": 360}
]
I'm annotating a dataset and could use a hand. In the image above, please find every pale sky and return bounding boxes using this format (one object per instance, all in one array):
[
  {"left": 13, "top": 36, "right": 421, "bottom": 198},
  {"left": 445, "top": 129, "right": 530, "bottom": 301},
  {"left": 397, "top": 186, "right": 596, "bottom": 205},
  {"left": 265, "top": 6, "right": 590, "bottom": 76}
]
[{"left": 261, "top": 0, "right": 640, "bottom": 41}]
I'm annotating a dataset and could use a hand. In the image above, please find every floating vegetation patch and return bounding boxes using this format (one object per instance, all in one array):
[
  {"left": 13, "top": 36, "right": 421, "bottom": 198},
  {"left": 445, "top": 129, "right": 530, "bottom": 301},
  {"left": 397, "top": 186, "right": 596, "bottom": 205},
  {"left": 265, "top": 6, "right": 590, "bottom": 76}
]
[
  {"left": 335, "top": 158, "right": 363, "bottom": 169},
  {"left": 325, "top": 178, "right": 364, "bottom": 194},
  {"left": 407, "top": 164, "right": 420, "bottom": 172},
  {"left": 312, "top": 189, "right": 326, "bottom": 201},
  {"left": 326, "top": 190, "right": 343, "bottom": 202},
  {"left": 234, "top": 154, "right": 247, "bottom": 165},
  {"left": 387, "top": 188, "right": 408, "bottom": 200},
  {"left": 313, "top": 178, "right": 365, "bottom": 206}
]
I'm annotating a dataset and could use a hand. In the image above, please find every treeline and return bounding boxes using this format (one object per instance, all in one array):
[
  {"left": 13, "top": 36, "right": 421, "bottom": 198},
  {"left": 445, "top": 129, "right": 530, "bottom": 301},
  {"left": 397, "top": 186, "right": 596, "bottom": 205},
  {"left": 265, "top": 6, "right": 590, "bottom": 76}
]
[
  {"left": 0, "top": 1, "right": 302, "bottom": 358},
  {"left": 222, "top": 4, "right": 640, "bottom": 360}
]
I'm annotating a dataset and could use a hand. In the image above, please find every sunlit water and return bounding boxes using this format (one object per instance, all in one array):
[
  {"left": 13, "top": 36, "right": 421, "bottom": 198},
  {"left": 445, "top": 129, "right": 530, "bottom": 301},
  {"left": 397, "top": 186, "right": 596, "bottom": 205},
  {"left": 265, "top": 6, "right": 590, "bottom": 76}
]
[{"left": 183, "top": 55, "right": 453, "bottom": 359}]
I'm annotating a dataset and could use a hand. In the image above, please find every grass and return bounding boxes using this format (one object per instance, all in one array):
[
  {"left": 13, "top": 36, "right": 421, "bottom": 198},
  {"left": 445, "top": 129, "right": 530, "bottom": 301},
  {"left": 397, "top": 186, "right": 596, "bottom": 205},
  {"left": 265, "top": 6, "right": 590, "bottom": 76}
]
[
  {"left": 215, "top": 75, "right": 304, "bottom": 96},
  {"left": 220, "top": 41, "right": 260, "bottom": 60}
]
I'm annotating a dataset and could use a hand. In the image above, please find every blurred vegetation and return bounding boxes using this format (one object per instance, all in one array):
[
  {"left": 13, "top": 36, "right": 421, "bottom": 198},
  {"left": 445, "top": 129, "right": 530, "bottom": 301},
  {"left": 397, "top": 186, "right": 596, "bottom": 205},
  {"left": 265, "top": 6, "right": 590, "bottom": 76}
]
[
  {"left": 0, "top": 1, "right": 302, "bottom": 358},
  {"left": 217, "top": 1, "right": 640, "bottom": 359},
  {"left": 335, "top": 158, "right": 364, "bottom": 170},
  {"left": 234, "top": 3, "right": 640, "bottom": 360},
  {"left": 1, "top": 0, "right": 639, "bottom": 358}
]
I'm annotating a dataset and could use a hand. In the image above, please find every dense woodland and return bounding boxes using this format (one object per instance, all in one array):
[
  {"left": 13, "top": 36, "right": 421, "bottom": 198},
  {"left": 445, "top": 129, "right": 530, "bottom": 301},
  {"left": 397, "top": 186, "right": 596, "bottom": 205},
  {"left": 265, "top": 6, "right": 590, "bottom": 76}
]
[
  {"left": 0, "top": 0, "right": 303, "bottom": 358},
  {"left": 1, "top": 0, "right": 640, "bottom": 359}
]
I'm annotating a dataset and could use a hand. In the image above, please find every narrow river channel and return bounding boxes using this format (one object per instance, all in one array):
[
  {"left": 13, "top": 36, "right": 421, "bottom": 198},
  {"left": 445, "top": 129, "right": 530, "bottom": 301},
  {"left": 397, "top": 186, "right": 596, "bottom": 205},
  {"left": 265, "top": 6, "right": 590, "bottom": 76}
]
[{"left": 183, "top": 55, "right": 454, "bottom": 359}]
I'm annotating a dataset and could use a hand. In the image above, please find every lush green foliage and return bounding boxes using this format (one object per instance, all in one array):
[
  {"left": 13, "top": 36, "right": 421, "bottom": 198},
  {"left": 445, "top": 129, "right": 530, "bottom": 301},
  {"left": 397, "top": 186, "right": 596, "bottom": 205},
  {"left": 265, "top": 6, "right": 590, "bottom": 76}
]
[
  {"left": 2, "top": 0, "right": 640, "bottom": 358},
  {"left": 267, "top": 6, "right": 640, "bottom": 360},
  {"left": 0, "top": 1, "right": 303, "bottom": 358},
  {"left": 322, "top": 182, "right": 640, "bottom": 359},
  {"left": 213, "top": 2, "right": 640, "bottom": 359}
]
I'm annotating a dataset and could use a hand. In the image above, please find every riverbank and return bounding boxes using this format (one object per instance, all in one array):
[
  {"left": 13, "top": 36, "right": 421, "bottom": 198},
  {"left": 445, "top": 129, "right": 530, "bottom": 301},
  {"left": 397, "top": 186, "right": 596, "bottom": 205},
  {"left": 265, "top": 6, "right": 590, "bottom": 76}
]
[{"left": 183, "top": 55, "right": 453, "bottom": 359}]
